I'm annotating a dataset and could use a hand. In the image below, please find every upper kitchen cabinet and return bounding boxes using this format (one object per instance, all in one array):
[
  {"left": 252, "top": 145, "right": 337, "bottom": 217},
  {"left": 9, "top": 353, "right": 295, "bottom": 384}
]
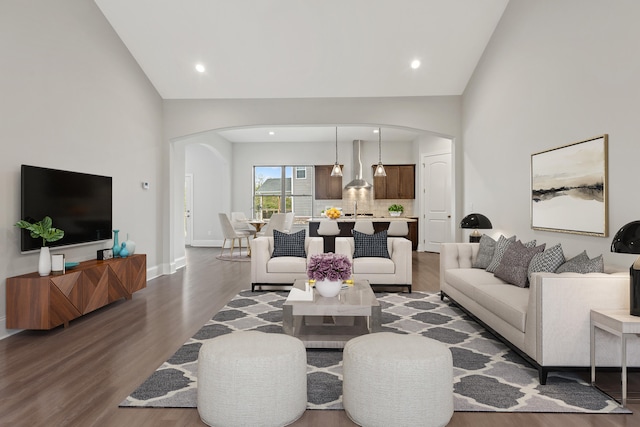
[
  {"left": 372, "top": 164, "right": 415, "bottom": 199},
  {"left": 315, "top": 165, "right": 343, "bottom": 199}
]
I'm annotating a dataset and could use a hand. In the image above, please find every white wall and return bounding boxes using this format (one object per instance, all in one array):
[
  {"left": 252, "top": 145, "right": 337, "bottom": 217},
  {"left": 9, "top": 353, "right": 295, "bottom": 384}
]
[
  {"left": 462, "top": 0, "right": 640, "bottom": 268},
  {"left": 185, "top": 136, "right": 232, "bottom": 247},
  {"left": 0, "top": 1, "right": 164, "bottom": 338},
  {"left": 164, "top": 97, "right": 463, "bottom": 262}
]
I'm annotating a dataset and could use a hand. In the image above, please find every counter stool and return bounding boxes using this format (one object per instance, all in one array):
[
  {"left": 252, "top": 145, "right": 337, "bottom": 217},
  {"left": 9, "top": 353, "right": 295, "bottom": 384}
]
[
  {"left": 353, "top": 220, "right": 375, "bottom": 235},
  {"left": 197, "top": 331, "right": 307, "bottom": 427},
  {"left": 343, "top": 332, "right": 453, "bottom": 427},
  {"left": 317, "top": 220, "right": 340, "bottom": 252},
  {"left": 387, "top": 221, "right": 409, "bottom": 237}
]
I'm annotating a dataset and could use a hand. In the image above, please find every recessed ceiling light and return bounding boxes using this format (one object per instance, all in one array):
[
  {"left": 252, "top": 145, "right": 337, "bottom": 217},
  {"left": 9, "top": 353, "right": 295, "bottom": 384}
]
[
  {"left": 373, "top": 129, "right": 379, "bottom": 134},
  {"left": 195, "top": 64, "right": 205, "bottom": 73},
  {"left": 268, "top": 131, "right": 275, "bottom": 136},
  {"left": 411, "top": 59, "right": 421, "bottom": 69}
]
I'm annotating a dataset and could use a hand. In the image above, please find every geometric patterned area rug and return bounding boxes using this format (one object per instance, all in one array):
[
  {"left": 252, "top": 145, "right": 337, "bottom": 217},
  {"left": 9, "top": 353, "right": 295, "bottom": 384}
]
[{"left": 120, "top": 290, "right": 630, "bottom": 413}]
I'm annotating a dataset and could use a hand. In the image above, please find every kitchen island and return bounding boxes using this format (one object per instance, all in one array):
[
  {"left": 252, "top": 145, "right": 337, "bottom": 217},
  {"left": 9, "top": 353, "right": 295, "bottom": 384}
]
[{"left": 308, "top": 217, "right": 418, "bottom": 251}]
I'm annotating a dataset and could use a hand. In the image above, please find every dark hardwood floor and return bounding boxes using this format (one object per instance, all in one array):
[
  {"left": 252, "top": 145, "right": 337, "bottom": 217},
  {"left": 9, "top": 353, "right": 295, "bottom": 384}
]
[{"left": 0, "top": 247, "right": 638, "bottom": 426}]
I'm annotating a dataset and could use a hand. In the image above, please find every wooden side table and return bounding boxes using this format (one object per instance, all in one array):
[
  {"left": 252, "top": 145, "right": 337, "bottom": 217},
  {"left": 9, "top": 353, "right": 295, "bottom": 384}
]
[{"left": 590, "top": 309, "right": 640, "bottom": 407}]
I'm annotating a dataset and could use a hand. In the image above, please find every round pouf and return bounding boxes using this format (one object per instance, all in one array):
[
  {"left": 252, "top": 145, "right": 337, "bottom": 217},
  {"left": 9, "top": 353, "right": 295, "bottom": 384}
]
[
  {"left": 197, "top": 331, "right": 307, "bottom": 427},
  {"left": 343, "top": 332, "right": 453, "bottom": 427}
]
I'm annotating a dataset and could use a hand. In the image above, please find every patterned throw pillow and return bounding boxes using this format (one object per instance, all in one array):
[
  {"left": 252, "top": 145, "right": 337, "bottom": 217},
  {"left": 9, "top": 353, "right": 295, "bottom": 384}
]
[
  {"left": 271, "top": 229, "right": 306, "bottom": 258},
  {"left": 527, "top": 243, "right": 565, "bottom": 282},
  {"left": 556, "top": 251, "right": 604, "bottom": 274},
  {"left": 473, "top": 234, "right": 496, "bottom": 269},
  {"left": 494, "top": 240, "right": 546, "bottom": 287},
  {"left": 485, "top": 235, "right": 516, "bottom": 273},
  {"left": 353, "top": 230, "right": 390, "bottom": 258}
]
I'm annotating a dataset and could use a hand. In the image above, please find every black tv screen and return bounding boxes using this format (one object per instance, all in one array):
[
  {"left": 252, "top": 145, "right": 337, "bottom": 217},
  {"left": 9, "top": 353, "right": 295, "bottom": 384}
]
[{"left": 20, "top": 165, "right": 112, "bottom": 252}]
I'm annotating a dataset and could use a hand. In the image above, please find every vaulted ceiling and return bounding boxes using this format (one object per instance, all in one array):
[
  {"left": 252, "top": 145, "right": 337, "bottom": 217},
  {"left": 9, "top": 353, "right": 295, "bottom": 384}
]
[{"left": 95, "top": 0, "right": 509, "bottom": 100}]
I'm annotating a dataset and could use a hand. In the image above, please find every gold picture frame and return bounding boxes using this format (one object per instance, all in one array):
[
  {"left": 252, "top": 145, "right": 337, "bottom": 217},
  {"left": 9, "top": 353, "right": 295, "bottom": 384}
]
[{"left": 531, "top": 134, "right": 608, "bottom": 237}]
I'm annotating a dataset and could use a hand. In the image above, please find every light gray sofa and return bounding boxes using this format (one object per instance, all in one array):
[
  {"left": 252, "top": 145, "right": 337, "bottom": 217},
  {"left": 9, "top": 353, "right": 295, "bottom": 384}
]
[
  {"left": 335, "top": 236, "right": 412, "bottom": 292},
  {"left": 250, "top": 236, "right": 324, "bottom": 290},
  {"left": 440, "top": 242, "right": 640, "bottom": 384}
]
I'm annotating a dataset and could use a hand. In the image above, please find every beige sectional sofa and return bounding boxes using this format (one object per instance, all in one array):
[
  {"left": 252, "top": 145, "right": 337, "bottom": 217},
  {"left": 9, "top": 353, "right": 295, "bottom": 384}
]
[{"left": 440, "top": 242, "right": 640, "bottom": 384}]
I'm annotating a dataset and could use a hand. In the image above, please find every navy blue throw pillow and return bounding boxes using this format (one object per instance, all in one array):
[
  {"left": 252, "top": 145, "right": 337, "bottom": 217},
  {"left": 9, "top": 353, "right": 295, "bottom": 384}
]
[
  {"left": 272, "top": 229, "right": 307, "bottom": 258},
  {"left": 353, "top": 230, "right": 390, "bottom": 258}
]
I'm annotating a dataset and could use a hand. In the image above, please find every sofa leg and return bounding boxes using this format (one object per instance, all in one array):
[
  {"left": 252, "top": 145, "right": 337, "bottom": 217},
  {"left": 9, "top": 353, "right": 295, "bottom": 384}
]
[{"left": 539, "top": 368, "right": 548, "bottom": 385}]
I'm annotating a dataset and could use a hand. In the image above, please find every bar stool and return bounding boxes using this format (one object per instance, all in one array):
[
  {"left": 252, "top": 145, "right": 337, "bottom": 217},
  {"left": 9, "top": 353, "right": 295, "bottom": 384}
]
[
  {"left": 387, "top": 221, "right": 409, "bottom": 237},
  {"left": 317, "top": 220, "right": 340, "bottom": 252},
  {"left": 353, "top": 220, "right": 375, "bottom": 235}
]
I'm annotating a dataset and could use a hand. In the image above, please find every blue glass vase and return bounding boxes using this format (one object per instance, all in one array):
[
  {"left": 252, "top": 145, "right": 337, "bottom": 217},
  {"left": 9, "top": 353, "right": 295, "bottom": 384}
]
[
  {"left": 112, "top": 229, "right": 121, "bottom": 257},
  {"left": 119, "top": 242, "right": 129, "bottom": 258}
]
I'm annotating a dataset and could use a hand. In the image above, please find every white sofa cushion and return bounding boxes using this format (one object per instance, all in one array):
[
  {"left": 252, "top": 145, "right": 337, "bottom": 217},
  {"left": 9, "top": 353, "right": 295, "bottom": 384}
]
[
  {"left": 267, "top": 256, "right": 308, "bottom": 273},
  {"left": 353, "top": 257, "right": 395, "bottom": 274},
  {"left": 444, "top": 268, "right": 507, "bottom": 300},
  {"left": 473, "top": 284, "right": 529, "bottom": 333}
]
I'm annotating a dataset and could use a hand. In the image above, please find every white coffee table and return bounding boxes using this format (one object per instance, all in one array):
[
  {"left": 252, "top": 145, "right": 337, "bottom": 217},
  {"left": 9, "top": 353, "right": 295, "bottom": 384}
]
[{"left": 283, "top": 279, "right": 381, "bottom": 348}]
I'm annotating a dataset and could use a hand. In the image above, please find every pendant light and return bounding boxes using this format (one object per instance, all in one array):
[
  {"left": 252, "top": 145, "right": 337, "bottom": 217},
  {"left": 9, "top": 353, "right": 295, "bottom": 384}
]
[
  {"left": 331, "top": 126, "right": 343, "bottom": 177},
  {"left": 374, "top": 127, "right": 386, "bottom": 177}
]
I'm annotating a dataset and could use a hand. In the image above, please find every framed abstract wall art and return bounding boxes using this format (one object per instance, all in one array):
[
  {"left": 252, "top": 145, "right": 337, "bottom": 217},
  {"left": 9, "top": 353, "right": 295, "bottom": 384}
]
[{"left": 531, "top": 134, "right": 608, "bottom": 237}]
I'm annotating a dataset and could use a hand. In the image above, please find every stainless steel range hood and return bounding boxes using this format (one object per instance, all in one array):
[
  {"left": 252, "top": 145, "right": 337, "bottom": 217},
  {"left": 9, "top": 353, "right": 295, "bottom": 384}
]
[{"left": 344, "top": 140, "right": 372, "bottom": 189}]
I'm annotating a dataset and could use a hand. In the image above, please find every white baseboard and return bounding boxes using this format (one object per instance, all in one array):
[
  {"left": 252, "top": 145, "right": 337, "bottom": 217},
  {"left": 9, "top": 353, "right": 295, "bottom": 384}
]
[{"left": 0, "top": 317, "right": 20, "bottom": 341}]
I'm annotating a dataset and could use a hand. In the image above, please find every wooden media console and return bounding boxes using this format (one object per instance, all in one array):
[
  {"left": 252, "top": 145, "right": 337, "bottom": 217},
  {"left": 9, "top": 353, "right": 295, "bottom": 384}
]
[{"left": 6, "top": 254, "right": 146, "bottom": 330}]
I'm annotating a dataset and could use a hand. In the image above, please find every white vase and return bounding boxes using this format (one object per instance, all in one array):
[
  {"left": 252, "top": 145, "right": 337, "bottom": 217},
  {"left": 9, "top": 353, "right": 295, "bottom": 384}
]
[
  {"left": 389, "top": 211, "right": 401, "bottom": 217},
  {"left": 38, "top": 246, "right": 52, "bottom": 276},
  {"left": 314, "top": 279, "right": 342, "bottom": 297}
]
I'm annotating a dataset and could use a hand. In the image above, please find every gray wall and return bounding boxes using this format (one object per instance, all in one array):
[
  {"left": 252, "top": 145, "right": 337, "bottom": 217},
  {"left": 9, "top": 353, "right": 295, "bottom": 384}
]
[
  {"left": 462, "top": 0, "right": 640, "bottom": 268},
  {"left": 0, "top": 1, "right": 164, "bottom": 338}
]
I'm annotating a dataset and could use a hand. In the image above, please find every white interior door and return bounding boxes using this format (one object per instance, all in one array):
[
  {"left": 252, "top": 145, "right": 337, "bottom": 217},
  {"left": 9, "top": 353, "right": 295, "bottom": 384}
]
[
  {"left": 185, "top": 173, "right": 193, "bottom": 246},
  {"left": 422, "top": 153, "right": 452, "bottom": 252}
]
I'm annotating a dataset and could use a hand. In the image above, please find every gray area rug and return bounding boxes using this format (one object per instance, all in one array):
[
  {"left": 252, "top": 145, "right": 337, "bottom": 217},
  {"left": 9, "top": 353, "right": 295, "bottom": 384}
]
[{"left": 120, "top": 290, "right": 630, "bottom": 413}]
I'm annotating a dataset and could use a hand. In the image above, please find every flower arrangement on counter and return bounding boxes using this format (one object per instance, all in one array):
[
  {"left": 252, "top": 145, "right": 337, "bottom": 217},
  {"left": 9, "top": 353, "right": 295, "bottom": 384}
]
[{"left": 307, "top": 253, "right": 352, "bottom": 282}]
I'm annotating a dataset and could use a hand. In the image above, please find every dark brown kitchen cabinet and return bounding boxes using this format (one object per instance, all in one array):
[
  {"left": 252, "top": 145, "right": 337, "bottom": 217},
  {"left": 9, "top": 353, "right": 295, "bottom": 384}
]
[
  {"left": 372, "top": 164, "right": 415, "bottom": 199},
  {"left": 314, "top": 165, "right": 343, "bottom": 199}
]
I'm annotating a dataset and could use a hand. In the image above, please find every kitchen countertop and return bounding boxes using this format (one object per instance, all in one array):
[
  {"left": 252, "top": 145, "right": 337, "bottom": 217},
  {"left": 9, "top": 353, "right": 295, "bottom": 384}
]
[{"left": 308, "top": 216, "right": 416, "bottom": 222}]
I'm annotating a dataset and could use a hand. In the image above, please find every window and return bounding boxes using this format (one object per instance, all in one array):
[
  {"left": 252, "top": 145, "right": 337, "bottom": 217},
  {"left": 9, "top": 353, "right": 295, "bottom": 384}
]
[{"left": 254, "top": 166, "right": 313, "bottom": 221}]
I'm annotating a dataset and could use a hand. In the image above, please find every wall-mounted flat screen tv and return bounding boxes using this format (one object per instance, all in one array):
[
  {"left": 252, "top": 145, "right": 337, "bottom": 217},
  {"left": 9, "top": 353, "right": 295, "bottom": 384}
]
[{"left": 20, "top": 165, "right": 112, "bottom": 252}]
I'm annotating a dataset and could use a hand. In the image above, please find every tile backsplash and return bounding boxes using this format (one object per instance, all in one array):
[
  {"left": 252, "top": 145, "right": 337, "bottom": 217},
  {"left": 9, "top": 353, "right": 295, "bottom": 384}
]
[{"left": 319, "top": 190, "right": 415, "bottom": 217}]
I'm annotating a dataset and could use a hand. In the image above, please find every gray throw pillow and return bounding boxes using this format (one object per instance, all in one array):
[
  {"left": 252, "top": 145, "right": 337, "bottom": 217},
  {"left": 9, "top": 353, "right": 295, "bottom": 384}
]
[
  {"left": 527, "top": 243, "right": 565, "bottom": 282},
  {"left": 271, "top": 229, "right": 306, "bottom": 258},
  {"left": 353, "top": 230, "right": 390, "bottom": 258},
  {"left": 556, "top": 251, "right": 604, "bottom": 274},
  {"left": 486, "top": 235, "right": 516, "bottom": 273},
  {"left": 494, "top": 240, "right": 546, "bottom": 287},
  {"left": 473, "top": 234, "right": 496, "bottom": 269}
]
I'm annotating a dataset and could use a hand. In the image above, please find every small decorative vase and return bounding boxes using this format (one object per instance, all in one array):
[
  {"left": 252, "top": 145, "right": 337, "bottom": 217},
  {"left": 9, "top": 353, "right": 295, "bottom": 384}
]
[
  {"left": 119, "top": 242, "right": 129, "bottom": 258},
  {"left": 389, "top": 211, "right": 402, "bottom": 217},
  {"left": 38, "top": 246, "right": 52, "bottom": 276},
  {"left": 112, "top": 229, "right": 121, "bottom": 257},
  {"left": 314, "top": 279, "right": 342, "bottom": 297},
  {"left": 124, "top": 234, "right": 136, "bottom": 255}
]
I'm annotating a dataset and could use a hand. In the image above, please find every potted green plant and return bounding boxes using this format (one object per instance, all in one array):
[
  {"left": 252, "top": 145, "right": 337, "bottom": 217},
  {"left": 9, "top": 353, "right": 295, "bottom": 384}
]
[
  {"left": 15, "top": 216, "right": 64, "bottom": 276},
  {"left": 388, "top": 204, "right": 404, "bottom": 217}
]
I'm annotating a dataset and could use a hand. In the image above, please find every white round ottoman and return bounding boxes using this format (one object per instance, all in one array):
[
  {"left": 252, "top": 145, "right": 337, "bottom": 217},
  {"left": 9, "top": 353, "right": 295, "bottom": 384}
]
[
  {"left": 343, "top": 332, "right": 453, "bottom": 427},
  {"left": 197, "top": 331, "right": 307, "bottom": 427}
]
